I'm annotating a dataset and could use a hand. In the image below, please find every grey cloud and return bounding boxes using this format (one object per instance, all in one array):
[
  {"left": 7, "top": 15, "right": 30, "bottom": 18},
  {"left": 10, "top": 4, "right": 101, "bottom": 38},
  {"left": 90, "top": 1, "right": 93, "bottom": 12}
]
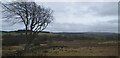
[
  {"left": 1, "top": 2, "right": 118, "bottom": 33},
  {"left": 2, "top": 22, "right": 25, "bottom": 31},
  {"left": 89, "top": 21, "right": 118, "bottom": 33},
  {"left": 45, "top": 22, "right": 118, "bottom": 33},
  {"left": 62, "top": 2, "right": 118, "bottom": 17},
  {"left": 49, "top": 2, "right": 118, "bottom": 17},
  {"left": 89, "top": 2, "right": 118, "bottom": 16},
  {"left": 107, "top": 19, "right": 118, "bottom": 24},
  {"left": 45, "top": 23, "right": 90, "bottom": 32}
]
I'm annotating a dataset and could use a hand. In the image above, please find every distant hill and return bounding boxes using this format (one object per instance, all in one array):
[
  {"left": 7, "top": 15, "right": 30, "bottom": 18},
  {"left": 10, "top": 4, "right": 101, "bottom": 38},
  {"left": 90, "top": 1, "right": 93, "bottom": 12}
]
[
  {"left": 52, "top": 32, "right": 119, "bottom": 40},
  {"left": 53, "top": 32, "right": 118, "bottom": 35},
  {"left": 1, "top": 30, "right": 119, "bottom": 38},
  {"left": 1, "top": 30, "right": 119, "bottom": 42},
  {"left": 0, "top": 30, "right": 50, "bottom": 33},
  {"left": 52, "top": 32, "right": 85, "bottom": 34}
]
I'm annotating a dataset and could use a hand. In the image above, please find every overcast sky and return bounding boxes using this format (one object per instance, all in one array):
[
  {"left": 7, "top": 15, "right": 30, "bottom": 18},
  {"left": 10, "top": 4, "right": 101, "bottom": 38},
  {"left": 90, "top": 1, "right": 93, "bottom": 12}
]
[{"left": 0, "top": 1, "right": 118, "bottom": 33}]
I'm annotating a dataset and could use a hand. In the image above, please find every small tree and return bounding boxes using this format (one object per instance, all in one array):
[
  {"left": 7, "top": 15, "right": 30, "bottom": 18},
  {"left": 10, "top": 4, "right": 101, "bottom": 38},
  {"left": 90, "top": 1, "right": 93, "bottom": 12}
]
[{"left": 2, "top": 2, "right": 53, "bottom": 51}]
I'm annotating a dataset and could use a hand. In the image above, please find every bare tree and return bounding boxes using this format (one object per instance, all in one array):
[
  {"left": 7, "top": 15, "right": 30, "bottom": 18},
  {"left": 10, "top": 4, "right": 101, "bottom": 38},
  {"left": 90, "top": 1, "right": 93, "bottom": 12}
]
[{"left": 2, "top": 2, "right": 53, "bottom": 51}]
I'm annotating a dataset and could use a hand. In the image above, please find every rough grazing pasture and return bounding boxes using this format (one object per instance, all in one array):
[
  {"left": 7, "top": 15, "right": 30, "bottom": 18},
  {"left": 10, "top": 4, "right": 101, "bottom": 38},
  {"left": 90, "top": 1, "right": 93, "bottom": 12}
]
[{"left": 2, "top": 32, "right": 119, "bottom": 56}]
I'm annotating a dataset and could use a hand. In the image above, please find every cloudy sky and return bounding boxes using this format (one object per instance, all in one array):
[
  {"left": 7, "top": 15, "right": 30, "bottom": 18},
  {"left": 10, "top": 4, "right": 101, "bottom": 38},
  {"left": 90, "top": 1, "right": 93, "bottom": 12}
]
[{"left": 1, "top": 1, "right": 118, "bottom": 33}]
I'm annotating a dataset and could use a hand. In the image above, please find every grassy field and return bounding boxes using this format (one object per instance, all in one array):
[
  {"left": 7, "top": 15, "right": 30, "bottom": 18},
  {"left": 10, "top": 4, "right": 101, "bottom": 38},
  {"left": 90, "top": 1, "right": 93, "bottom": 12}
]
[
  {"left": 2, "top": 40, "right": 119, "bottom": 56},
  {"left": 2, "top": 32, "right": 119, "bottom": 56}
]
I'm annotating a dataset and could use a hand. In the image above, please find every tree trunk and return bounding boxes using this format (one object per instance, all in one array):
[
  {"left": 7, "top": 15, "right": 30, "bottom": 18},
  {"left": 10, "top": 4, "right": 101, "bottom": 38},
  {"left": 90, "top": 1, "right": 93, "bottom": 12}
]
[
  {"left": 24, "top": 29, "right": 34, "bottom": 52},
  {"left": 24, "top": 26, "right": 29, "bottom": 51}
]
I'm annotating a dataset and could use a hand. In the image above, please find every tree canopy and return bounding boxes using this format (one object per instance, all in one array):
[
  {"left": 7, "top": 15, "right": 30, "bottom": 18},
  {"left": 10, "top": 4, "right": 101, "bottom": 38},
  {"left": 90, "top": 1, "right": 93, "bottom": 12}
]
[{"left": 2, "top": 2, "right": 53, "bottom": 32}]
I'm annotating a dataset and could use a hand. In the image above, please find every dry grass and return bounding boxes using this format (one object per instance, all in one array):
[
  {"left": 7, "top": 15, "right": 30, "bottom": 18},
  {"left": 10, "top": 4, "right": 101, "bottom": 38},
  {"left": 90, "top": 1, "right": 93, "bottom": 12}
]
[
  {"left": 2, "top": 46, "right": 24, "bottom": 56},
  {"left": 25, "top": 40, "right": 118, "bottom": 56},
  {"left": 2, "top": 40, "right": 119, "bottom": 56},
  {"left": 24, "top": 46, "right": 118, "bottom": 56}
]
